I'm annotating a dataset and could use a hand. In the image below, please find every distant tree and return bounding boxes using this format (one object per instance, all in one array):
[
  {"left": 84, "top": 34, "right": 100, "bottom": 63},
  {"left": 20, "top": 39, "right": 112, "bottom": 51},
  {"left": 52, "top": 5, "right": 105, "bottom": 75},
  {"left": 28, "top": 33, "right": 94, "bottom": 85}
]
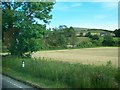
[
  {"left": 114, "top": 38, "right": 120, "bottom": 46},
  {"left": 58, "top": 25, "right": 68, "bottom": 30},
  {"left": 102, "top": 35, "right": 115, "bottom": 46},
  {"left": 114, "top": 29, "right": 120, "bottom": 37},
  {"left": 46, "top": 28, "right": 67, "bottom": 48},
  {"left": 91, "top": 40, "right": 102, "bottom": 46},
  {"left": 91, "top": 35, "right": 99, "bottom": 40},
  {"left": 45, "top": 30, "right": 54, "bottom": 48},
  {"left": 46, "top": 26, "right": 77, "bottom": 48},
  {"left": 79, "top": 32, "right": 83, "bottom": 37},
  {"left": 69, "top": 27, "right": 77, "bottom": 46},
  {"left": 57, "top": 33, "right": 67, "bottom": 48},
  {"left": 85, "top": 32, "right": 92, "bottom": 38}
]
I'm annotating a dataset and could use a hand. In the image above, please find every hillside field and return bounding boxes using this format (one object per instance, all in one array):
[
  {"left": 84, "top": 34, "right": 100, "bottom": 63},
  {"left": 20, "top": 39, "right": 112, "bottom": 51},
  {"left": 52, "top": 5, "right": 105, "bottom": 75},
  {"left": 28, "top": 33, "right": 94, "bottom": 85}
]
[{"left": 32, "top": 47, "right": 118, "bottom": 67}]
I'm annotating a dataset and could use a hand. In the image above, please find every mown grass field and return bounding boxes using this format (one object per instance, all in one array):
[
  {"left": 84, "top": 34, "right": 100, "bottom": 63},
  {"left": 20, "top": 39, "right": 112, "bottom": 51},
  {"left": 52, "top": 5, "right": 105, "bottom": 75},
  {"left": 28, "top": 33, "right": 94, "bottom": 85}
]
[{"left": 32, "top": 47, "right": 118, "bottom": 67}]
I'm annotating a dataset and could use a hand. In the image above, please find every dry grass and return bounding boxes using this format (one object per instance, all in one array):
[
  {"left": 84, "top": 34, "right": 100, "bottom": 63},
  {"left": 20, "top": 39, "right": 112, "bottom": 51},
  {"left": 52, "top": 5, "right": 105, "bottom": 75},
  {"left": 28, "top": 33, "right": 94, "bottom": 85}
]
[{"left": 32, "top": 47, "right": 118, "bottom": 67}]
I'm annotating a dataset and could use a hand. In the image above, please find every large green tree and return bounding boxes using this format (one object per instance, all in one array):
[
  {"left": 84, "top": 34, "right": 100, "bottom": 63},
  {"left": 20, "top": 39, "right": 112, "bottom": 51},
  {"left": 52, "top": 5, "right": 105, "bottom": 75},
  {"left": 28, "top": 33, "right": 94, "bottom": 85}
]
[
  {"left": 68, "top": 27, "right": 77, "bottom": 46},
  {"left": 45, "top": 28, "right": 67, "bottom": 49},
  {"left": 45, "top": 25, "right": 77, "bottom": 49},
  {"left": 2, "top": 2, "right": 55, "bottom": 57}
]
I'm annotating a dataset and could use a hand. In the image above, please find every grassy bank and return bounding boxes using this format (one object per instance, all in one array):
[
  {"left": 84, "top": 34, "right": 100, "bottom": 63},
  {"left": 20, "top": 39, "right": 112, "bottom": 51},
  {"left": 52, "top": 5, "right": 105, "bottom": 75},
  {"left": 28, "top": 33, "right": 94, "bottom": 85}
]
[{"left": 2, "top": 55, "right": 119, "bottom": 88}]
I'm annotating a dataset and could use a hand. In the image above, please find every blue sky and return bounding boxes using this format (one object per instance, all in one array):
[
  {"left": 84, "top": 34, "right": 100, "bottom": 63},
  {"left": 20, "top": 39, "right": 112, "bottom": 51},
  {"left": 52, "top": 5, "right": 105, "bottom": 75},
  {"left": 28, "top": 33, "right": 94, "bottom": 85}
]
[{"left": 47, "top": 2, "right": 118, "bottom": 30}]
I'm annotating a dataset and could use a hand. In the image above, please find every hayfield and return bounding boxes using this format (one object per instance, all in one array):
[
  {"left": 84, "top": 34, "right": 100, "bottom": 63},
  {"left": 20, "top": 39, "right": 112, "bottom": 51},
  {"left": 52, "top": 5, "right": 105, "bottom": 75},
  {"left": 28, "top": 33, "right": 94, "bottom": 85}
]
[{"left": 32, "top": 47, "right": 118, "bottom": 67}]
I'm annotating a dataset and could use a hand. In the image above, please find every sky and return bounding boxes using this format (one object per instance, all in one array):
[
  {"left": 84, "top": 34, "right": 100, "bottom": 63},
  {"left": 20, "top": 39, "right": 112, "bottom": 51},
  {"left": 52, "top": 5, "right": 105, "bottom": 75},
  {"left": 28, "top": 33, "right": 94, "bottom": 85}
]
[{"left": 46, "top": 2, "right": 118, "bottom": 31}]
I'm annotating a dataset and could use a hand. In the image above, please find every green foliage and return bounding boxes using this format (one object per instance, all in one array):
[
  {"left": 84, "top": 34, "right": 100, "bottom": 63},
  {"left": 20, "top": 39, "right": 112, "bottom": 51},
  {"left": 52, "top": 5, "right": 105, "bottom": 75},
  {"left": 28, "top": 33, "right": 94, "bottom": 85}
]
[
  {"left": 115, "top": 68, "right": 120, "bottom": 85},
  {"left": 45, "top": 26, "right": 77, "bottom": 49},
  {"left": 2, "top": 2, "right": 22, "bottom": 31},
  {"left": 46, "top": 31, "right": 67, "bottom": 48},
  {"left": 85, "top": 32, "right": 92, "bottom": 38},
  {"left": 114, "top": 29, "right": 120, "bottom": 37},
  {"left": 102, "top": 35, "right": 115, "bottom": 46},
  {"left": 3, "top": 56, "right": 118, "bottom": 88},
  {"left": 91, "top": 40, "right": 102, "bottom": 46},
  {"left": 77, "top": 41, "right": 94, "bottom": 48},
  {"left": 2, "top": 2, "right": 55, "bottom": 56},
  {"left": 113, "top": 37, "right": 120, "bottom": 46},
  {"left": 79, "top": 32, "right": 83, "bottom": 37},
  {"left": 91, "top": 35, "right": 99, "bottom": 40},
  {"left": 89, "top": 35, "right": 101, "bottom": 46},
  {"left": 67, "top": 27, "right": 77, "bottom": 46}
]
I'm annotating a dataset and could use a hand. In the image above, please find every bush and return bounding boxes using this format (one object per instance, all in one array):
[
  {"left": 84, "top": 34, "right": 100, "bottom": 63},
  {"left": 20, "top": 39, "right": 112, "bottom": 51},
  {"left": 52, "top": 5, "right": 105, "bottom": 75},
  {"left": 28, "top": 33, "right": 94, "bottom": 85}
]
[
  {"left": 91, "top": 35, "right": 99, "bottom": 40},
  {"left": 114, "top": 29, "right": 120, "bottom": 37},
  {"left": 113, "top": 38, "right": 120, "bottom": 46},
  {"left": 85, "top": 32, "right": 92, "bottom": 38},
  {"left": 102, "top": 35, "right": 115, "bottom": 46},
  {"left": 91, "top": 40, "right": 102, "bottom": 46},
  {"left": 115, "top": 68, "right": 120, "bottom": 85},
  {"left": 77, "top": 41, "right": 94, "bottom": 48}
]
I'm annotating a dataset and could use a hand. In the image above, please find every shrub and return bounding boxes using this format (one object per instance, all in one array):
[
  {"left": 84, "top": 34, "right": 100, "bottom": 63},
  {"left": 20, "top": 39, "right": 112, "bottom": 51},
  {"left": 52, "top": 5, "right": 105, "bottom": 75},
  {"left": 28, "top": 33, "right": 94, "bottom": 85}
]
[
  {"left": 91, "top": 40, "right": 102, "bottom": 46},
  {"left": 77, "top": 41, "right": 94, "bottom": 48},
  {"left": 102, "top": 35, "right": 115, "bottom": 46},
  {"left": 91, "top": 35, "right": 99, "bottom": 40},
  {"left": 85, "top": 32, "right": 92, "bottom": 38}
]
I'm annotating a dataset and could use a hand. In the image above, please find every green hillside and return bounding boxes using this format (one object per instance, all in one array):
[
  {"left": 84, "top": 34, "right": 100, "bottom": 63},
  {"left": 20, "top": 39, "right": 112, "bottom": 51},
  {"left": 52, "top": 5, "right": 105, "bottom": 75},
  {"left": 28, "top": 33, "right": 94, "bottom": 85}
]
[{"left": 73, "top": 27, "right": 113, "bottom": 34}]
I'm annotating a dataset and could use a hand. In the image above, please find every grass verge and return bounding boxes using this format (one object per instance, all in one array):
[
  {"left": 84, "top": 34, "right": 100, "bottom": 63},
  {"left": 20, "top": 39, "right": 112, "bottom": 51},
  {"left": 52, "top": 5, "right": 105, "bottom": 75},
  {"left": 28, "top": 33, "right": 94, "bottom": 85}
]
[{"left": 2, "top": 55, "right": 119, "bottom": 88}]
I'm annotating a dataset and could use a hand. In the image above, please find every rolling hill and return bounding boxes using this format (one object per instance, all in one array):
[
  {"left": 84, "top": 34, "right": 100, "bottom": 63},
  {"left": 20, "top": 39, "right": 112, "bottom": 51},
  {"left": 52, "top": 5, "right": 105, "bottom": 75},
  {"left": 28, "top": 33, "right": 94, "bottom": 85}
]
[{"left": 73, "top": 27, "right": 113, "bottom": 34}]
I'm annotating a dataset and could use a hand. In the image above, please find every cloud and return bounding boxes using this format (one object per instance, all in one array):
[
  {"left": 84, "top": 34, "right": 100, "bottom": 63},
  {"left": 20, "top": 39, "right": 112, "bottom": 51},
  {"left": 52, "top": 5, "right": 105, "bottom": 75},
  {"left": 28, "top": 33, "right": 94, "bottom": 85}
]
[
  {"left": 94, "top": 14, "right": 107, "bottom": 19},
  {"left": 101, "top": 2, "right": 118, "bottom": 9},
  {"left": 91, "top": 0, "right": 119, "bottom": 2},
  {"left": 53, "top": 3, "right": 70, "bottom": 11},
  {"left": 71, "top": 3, "right": 82, "bottom": 7},
  {"left": 57, "top": 6, "right": 70, "bottom": 11},
  {"left": 54, "top": 2, "right": 82, "bottom": 11}
]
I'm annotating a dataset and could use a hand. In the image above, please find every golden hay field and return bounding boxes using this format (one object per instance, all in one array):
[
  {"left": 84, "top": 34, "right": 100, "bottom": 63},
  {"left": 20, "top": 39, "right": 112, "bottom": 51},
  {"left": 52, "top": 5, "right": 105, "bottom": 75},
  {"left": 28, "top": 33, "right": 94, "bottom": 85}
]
[{"left": 32, "top": 47, "right": 118, "bottom": 67}]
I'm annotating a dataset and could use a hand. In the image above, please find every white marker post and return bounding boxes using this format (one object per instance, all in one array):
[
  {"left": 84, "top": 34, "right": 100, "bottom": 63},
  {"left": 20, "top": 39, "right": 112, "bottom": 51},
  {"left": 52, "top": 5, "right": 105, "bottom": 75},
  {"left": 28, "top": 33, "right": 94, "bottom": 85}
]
[{"left": 22, "top": 60, "right": 25, "bottom": 68}]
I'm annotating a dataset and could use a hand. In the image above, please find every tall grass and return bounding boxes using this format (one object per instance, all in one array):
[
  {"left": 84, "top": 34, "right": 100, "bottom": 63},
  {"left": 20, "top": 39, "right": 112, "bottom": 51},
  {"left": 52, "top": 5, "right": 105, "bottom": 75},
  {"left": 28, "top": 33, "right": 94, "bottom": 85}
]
[{"left": 2, "top": 55, "right": 119, "bottom": 88}]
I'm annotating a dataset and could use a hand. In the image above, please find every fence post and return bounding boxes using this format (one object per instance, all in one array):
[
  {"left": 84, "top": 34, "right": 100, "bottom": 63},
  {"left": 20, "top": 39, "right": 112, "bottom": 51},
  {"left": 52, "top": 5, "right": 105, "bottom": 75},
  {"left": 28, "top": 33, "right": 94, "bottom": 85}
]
[{"left": 22, "top": 60, "right": 25, "bottom": 68}]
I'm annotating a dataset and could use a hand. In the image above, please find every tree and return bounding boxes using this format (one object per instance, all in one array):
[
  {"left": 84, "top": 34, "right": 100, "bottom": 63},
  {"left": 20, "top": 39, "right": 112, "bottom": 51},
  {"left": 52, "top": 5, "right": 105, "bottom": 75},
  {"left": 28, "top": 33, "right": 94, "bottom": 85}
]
[
  {"left": 45, "top": 26, "right": 77, "bottom": 48},
  {"left": 85, "top": 32, "right": 92, "bottom": 38},
  {"left": 58, "top": 25, "right": 67, "bottom": 30},
  {"left": 102, "top": 35, "right": 115, "bottom": 46},
  {"left": 46, "top": 28, "right": 67, "bottom": 49},
  {"left": 62, "top": 26, "right": 77, "bottom": 46},
  {"left": 57, "top": 33, "right": 67, "bottom": 48},
  {"left": 79, "top": 32, "right": 83, "bottom": 37},
  {"left": 2, "top": 2, "right": 55, "bottom": 57},
  {"left": 90, "top": 35, "right": 101, "bottom": 46},
  {"left": 114, "top": 29, "right": 120, "bottom": 37},
  {"left": 91, "top": 35, "right": 99, "bottom": 40},
  {"left": 69, "top": 27, "right": 77, "bottom": 46}
]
